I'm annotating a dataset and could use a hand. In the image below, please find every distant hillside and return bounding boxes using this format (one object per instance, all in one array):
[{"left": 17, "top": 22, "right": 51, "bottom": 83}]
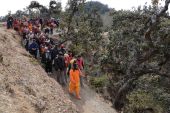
[{"left": 84, "top": 1, "right": 110, "bottom": 14}]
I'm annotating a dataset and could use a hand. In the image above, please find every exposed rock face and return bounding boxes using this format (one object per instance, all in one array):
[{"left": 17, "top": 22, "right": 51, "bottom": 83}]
[{"left": 0, "top": 28, "right": 78, "bottom": 113}]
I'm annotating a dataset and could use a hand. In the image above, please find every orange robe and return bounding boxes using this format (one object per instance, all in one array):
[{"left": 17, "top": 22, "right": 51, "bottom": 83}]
[
  {"left": 28, "top": 24, "right": 32, "bottom": 31},
  {"left": 69, "top": 69, "right": 80, "bottom": 98}
]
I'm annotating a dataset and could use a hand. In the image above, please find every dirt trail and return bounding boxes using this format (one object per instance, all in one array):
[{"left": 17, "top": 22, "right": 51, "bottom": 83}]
[
  {"left": 53, "top": 30, "right": 117, "bottom": 113},
  {"left": 0, "top": 27, "right": 116, "bottom": 113},
  {"left": 51, "top": 75, "right": 117, "bottom": 113},
  {"left": 67, "top": 84, "right": 117, "bottom": 113}
]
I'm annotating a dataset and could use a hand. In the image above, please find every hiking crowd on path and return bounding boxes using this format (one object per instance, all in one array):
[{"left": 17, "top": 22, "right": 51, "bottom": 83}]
[{"left": 6, "top": 15, "right": 85, "bottom": 100}]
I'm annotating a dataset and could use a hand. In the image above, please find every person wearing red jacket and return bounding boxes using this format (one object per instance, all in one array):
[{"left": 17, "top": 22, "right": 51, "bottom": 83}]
[{"left": 77, "top": 55, "right": 85, "bottom": 87}]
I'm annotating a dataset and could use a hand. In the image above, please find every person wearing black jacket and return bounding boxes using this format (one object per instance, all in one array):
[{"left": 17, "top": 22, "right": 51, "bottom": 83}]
[
  {"left": 54, "top": 52, "right": 66, "bottom": 85},
  {"left": 7, "top": 16, "right": 13, "bottom": 29},
  {"left": 45, "top": 48, "right": 53, "bottom": 74},
  {"left": 51, "top": 45, "right": 59, "bottom": 60}
]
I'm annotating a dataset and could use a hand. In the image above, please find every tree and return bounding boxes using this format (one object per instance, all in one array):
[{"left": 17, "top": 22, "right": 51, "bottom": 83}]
[
  {"left": 152, "top": 0, "right": 160, "bottom": 5},
  {"left": 28, "top": 0, "right": 61, "bottom": 18},
  {"left": 49, "top": 0, "right": 62, "bottom": 17},
  {"left": 60, "top": 0, "right": 104, "bottom": 54},
  {"left": 59, "top": 0, "right": 86, "bottom": 44},
  {"left": 101, "top": 0, "right": 170, "bottom": 112}
]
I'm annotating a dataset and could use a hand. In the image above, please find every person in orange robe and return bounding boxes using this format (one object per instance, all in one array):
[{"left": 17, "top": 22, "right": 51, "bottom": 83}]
[
  {"left": 28, "top": 22, "right": 32, "bottom": 31},
  {"left": 69, "top": 61, "right": 83, "bottom": 99}
]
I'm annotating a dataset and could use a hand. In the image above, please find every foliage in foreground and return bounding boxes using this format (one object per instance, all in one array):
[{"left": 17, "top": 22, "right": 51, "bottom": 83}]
[
  {"left": 101, "top": 0, "right": 170, "bottom": 112},
  {"left": 125, "top": 75, "right": 170, "bottom": 113}
]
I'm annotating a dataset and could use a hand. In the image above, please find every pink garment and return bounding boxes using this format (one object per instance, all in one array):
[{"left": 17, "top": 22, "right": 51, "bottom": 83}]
[{"left": 77, "top": 58, "right": 84, "bottom": 70}]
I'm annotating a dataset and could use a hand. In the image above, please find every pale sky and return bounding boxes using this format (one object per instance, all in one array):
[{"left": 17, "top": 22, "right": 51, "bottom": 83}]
[{"left": 0, "top": 0, "right": 154, "bottom": 16}]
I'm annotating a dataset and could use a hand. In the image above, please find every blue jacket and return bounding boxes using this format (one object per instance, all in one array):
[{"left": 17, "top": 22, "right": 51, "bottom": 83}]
[{"left": 29, "top": 42, "right": 39, "bottom": 50}]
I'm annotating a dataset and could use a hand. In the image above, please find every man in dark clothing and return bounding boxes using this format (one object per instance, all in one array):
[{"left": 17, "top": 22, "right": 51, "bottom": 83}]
[
  {"left": 50, "top": 27, "right": 53, "bottom": 35},
  {"left": 51, "top": 45, "right": 59, "bottom": 60},
  {"left": 39, "top": 18, "right": 43, "bottom": 28},
  {"left": 59, "top": 44, "right": 66, "bottom": 55},
  {"left": 44, "top": 27, "right": 50, "bottom": 34},
  {"left": 25, "top": 38, "right": 29, "bottom": 51},
  {"left": 45, "top": 49, "right": 53, "bottom": 74},
  {"left": 40, "top": 43, "right": 46, "bottom": 64},
  {"left": 29, "top": 39, "right": 39, "bottom": 59},
  {"left": 54, "top": 52, "right": 66, "bottom": 85},
  {"left": 54, "top": 19, "right": 59, "bottom": 27},
  {"left": 7, "top": 16, "right": 13, "bottom": 29}
]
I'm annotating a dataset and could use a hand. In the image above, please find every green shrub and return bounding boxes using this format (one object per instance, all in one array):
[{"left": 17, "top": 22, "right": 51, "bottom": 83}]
[
  {"left": 69, "top": 44, "right": 85, "bottom": 56},
  {"left": 125, "top": 89, "right": 164, "bottom": 113},
  {"left": 124, "top": 75, "right": 169, "bottom": 113},
  {"left": 89, "top": 75, "right": 107, "bottom": 89}
]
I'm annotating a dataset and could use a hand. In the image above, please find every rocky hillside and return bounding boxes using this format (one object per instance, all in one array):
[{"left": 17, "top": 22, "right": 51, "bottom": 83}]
[{"left": 0, "top": 27, "right": 78, "bottom": 113}]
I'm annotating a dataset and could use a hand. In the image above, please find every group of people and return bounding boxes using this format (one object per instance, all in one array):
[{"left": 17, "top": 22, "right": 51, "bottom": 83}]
[{"left": 7, "top": 15, "right": 85, "bottom": 100}]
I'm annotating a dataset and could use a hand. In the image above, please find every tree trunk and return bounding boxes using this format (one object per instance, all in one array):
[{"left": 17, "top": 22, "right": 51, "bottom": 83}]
[{"left": 114, "top": 78, "right": 136, "bottom": 111}]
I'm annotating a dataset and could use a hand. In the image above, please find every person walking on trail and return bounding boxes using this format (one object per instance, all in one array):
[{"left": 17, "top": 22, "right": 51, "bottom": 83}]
[
  {"left": 69, "top": 61, "right": 83, "bottom": 100},
  {"left": 77, "top": 55, "right": 85, "bottom": 87},
  {"left": 64, "top": 53, "right": 70, "bottom": 83},
  {"left": 13, "top": 19, "right": 19, "bottom": 31},
  {"left": 40, "top": 43, "right": 46, "bottom": 63},
  {"left": 68, "top": 51, "right": 73, "bottom": 62},
  {"left": 54, "top": 19, "right": 60, "bottom": 28},
  {"left": 7, "top": 15, "right": 13, "bottom": 29},
  {"left": 54, "top": 52, "right": 66, "bottom": 86},
  {"left": 59, "top": 44, "right": 66, "bottom": 55},
  {"left": 51, "top": 45, "right": 59, "bottom": 60},
  {"left": 39, "top": 18, "right": 43, "bottom": 30},
  {"left": 22, "top": 26, "right": 29, "bottom": 48},
  {"left": 28, "top": 21, "right": 33, "bottom": 31},
  {"left": 67, "top": 54, "right": 76, "bottom": 77},
  {"left": 29, "top": 39, "right": 39, "bottom": 59},
  {"left": 45, "top": 47, "right": 53, "bottom": 74},
  {"left": 7, "top": 15, "right": 14, "bottom": 29},
  {"left": 44, "top": 26, "right": 50, "bottom": 34}
]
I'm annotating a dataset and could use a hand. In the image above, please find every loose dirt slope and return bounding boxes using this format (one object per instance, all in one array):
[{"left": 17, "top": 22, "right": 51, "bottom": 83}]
[
  {"left": 0, "top": 27, "right": 78, "bottom": 113},
  {"left": 63, "top": 84, "right": 117, "bottom": 113}
]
